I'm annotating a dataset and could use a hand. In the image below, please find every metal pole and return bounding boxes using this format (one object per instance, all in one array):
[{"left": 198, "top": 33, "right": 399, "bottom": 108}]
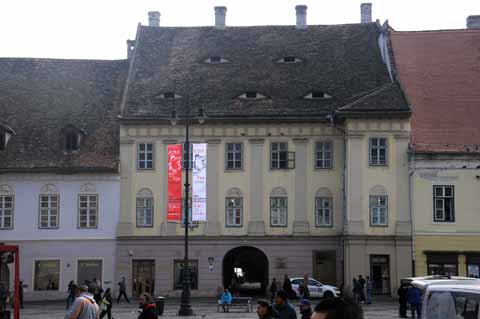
[
  {"left": 14, "top": 246, "right": 20, "bottom": 319},
  {"left": 178, "top": 117, "right": 193, "bottom": 316}
]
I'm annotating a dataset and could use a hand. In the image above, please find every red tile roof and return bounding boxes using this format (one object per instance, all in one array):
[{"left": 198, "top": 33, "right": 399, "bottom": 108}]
[{"left": 391, "top": 29, "right": 480, "bottom": 154}]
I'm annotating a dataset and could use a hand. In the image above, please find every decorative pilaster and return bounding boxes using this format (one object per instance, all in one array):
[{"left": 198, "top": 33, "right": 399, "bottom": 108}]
[{"left": 248, "top": 138, "right": 266, "bottom": 235}]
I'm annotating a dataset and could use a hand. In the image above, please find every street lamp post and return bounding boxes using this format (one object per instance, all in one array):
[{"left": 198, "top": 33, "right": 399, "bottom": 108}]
[{"left": 171, "top": 106, "right": 205, "bottom": 316}]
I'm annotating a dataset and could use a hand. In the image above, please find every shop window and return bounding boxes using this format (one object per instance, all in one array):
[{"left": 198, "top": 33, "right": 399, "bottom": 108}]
[
  {"left": 34, "top": 260, "right": 60, "bottom": 291},
  {"left": 174, "top": 260, "right": 198, "bottom": 290},
  {"left": 426, "top": 254, "right": 458, "bottom": 276},
  {"left": 77, "top": 260, "right": 103, "bottom": 287}
]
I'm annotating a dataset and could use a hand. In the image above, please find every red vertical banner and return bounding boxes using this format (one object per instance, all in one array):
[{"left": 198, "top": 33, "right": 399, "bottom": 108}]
[{"left": 167, "top": 144, "right": 182, "bottom": 221}]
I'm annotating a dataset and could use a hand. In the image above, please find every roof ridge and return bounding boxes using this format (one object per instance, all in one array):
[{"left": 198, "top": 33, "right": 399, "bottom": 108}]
[
  {"left": 139, "top": 22, "right": 377, "bottom": 30},
  {"left": 337, "top": 82, "right": 394, "bottom": 111},
  {"left": 391, "top": 29, "right": 480, "bottom": 34}
]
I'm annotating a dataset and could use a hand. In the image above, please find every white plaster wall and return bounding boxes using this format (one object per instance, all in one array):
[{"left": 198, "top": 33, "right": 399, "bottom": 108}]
[{"left": 0, "top": 174, "right": 120, "bottom": 240}]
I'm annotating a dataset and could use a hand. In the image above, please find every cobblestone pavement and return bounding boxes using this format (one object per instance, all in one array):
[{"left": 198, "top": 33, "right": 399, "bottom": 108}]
[{"left": 14, "top": 298, "right": 401, "bottom": 319}]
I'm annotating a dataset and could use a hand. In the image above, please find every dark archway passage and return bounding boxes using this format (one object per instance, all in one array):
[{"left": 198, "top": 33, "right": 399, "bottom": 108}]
[{"left": 223, "top": 246, "right": 269, "bottom": 295}]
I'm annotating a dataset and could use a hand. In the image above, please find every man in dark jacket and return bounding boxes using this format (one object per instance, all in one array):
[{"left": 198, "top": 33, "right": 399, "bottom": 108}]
[
  {"left": 397, "top": 283, "right": 408, "bottom": 318},
  {"left": 273, "top": 290, "right": 297, "bottom": 319},
  {"left": 406, "top": 285, "right": 422, "bottom": 319},
  {"left": 311, "top": 297, "right": 363, "bottom": 319},
  {"left": 138, "top": 292, "right": 158, "bottom": 319},
  {"left": 257, "top": 299, "right": 276, "bottom": 319}
]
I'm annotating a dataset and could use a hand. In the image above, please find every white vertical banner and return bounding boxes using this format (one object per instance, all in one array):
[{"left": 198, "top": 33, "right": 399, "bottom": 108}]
[{"left": 192, "top": 143, "right": 207, "bottom": 221}]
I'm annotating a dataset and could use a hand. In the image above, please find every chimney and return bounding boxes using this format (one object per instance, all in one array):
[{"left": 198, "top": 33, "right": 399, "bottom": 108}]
[
  {"left": 214, "top": 6, "right": 227, "bottom": 29},
  {"left": 126, "top": 40, "right": 135, "bottom": 59},
  {"left": 295, "top": 5, "right": 307, "bottom": 29},
  {"left": 148, "top": 11, "right": 160, "bottom": 27},
  {"left": 361, "top": 3, "right": 372, "bottom": 23},
  {"left": 467, "top": 15, "right": 480, "bottom": 29}
]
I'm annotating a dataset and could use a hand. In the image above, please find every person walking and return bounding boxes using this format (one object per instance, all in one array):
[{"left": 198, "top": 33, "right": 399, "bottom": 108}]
[
  {"left": 256, "top": 299, "right": 276, "bottom": 319},
  {"left": 93, "top": 279, "right": 103, "bottom": 304},
  {"left": 365, "top": 276, "right": 373, "bottom": 305},
  {"left": 137, "top": 292, "right": 158, "bottom": 319},
  {"left": 298, "top": 299, "right": 312, "bottom": 319},
  {"left": 99, "top": 288, "right": 113, "bottom": 319},
  {"left": 18, "top": 280, "right": 24, "bottom": 309},
  {"left": 298, "top": 274, "right": 310, "bottom": 299},
  {"left": 282, "top": 275, "right": 295, "bottom": 300},
  {"left": 269, "top": 278, "right": 278, "bottom": 304},
  {"left": 407, "top": 284, "right": 422, "bottom": 319},
  {"left": 66, "top": 285, "right": 99, "bottom": 319},
  {"left": 273, "top": 290, "right": 297, "bottom": 319},
  {"left": 397, "top": 283, "right": 408, "bottom": 318},
  {"left": 352, "top": 278, "right": 361, "bottom": 304},
  {"left": 0, "top": 282, "right": 8, "bottom": 313},
  {"left": 358, "top": 275, "right": 366, "bottom": 304},
  {"left": 220, "top": 287, "right": 232, "bottom": 312},
  {"left": 67, "top": 281, "right": 77, "bottom": 309},
  {"left": 117, "top": 277, "right": 129, "bottom": 304}
]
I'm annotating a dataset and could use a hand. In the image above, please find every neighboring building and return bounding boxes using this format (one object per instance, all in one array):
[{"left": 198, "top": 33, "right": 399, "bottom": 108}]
[
  {"left": 390, "top": 18, "right": 480, "bottom": 277},
  {"left": 0, "top": 58, "right": 127, "bottom": 300},
  {"left": 117, "top": 5, "right": 412, "bottom": 297}
]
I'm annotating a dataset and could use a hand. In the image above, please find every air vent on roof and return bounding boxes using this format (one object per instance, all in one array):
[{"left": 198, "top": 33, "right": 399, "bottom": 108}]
[
  {"left": 203, "top": 56, "right": 230, "bottom": 64},
  {"left": 277, "top": 56, "right": 303, "bottom": 64},
  {"left": 304, "top": 91, "right": 332, "bottom": 99},
  {"left": 237, "top": 92, "right": 267, "bottom": 100},
  {"left": 160, "top": 92, "right": 182, "bottom": 99}
]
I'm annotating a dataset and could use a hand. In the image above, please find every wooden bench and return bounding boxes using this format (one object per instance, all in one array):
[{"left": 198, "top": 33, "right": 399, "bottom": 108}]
[{"left": 217, "top": 297, "right": 253, "bottom": 312}]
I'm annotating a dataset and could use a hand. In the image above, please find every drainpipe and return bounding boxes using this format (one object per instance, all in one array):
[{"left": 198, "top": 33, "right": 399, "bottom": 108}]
[{"left": 408, "top": 148, "right": 416, "bottom": 276}]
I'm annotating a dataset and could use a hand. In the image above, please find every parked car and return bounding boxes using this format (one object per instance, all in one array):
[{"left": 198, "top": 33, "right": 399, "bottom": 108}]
[
  {"left": 290, "top": 277, "right": 341, "bottom": 298},
  {"left": 421, "top": 282, "right": 480, "bottom": 319}
]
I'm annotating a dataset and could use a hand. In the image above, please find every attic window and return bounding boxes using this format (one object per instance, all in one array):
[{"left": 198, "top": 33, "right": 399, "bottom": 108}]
[
  {"left": 304, "top": 91, "right": 332, "bottom": 99},
  {"left": 0, "top": 132, "right": 5, "bottom": 150},
  {"left": 0, "top": 124, "right": 15, "bottom": 151},
  {"left": 277, "top": 56, "right": 303, "bottom": 64},
  {"left": 65, "top": 132, "right": 79, "bottom": 151},
  {"left": 160, "top": 92, "right": 182, "bottom": 99},
  {"left": 238, "top": 92, "right": 267, "bottom": 100},
  {"left": 203, "top": 56, "right": 230, "bottom": 64}
]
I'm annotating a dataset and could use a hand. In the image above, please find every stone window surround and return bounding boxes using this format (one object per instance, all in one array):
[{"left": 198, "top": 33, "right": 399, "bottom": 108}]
[
  {"left": 137, "top": 142, "right": 155, "bottom": 170},
  {"left": 136, "top": 188, "right": 154, "bottom": 228},
  {"left": 369, "top": 136, "right": 388, "bottom": 166},
  {"left": 0, "top": 194, "right": 14, "bottom": 230},
  {"left": 225, "top": 142, "right": 243, "bottom": 170},
  {"left": 315, "top": 140, "right": 333, "bottom": 169},
  {"left": 433, "top": 185, "right": 455, "bottom": 223},
  {"left": 38, "top": 194, "right": 59, "bottom": 229},
  {"left": 78, "top": 194, "right": 98, "bottom": 229}
]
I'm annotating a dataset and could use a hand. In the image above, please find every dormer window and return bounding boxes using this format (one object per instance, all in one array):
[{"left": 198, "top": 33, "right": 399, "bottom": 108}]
[
  {"left": 277, "top": 56, "right": 303, "bottom": 64},
  {"left": 0, "top": 123, "right": 15, "bottom": 151},
  {"left": 159, "top": 92, "right": 182, "bottom": 99},
  {"left": 237, "top": 92, "right": 267, "bottom": 100},
  {"left": 62, "top": 125, "right": 86, "bottom": 152},
  {"left": 0, "top": 132, "right": 6, "bottom": 151},
  {"left": 203, "top": 56, "right": 230, "bottom": 64},
  {"left": 304, "top": 91, "right": 332, "bottom": 99}
]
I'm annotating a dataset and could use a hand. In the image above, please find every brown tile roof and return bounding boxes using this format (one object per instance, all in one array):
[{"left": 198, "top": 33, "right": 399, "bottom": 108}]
[
  {"left": 0, "top": 58, "right": 128, "bottom": 173},
  {"left": 121, "top": 23, "right": 409, "bottom": 121},
  {"left": 391, "top": 29, "right": 480, "bottom": 154}
]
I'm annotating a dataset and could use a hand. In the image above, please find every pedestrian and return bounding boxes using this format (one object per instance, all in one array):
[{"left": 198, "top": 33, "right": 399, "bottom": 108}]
[
  {"left": 311, "top": 297, "right": 363, "bottom": 319},
  {"left": 93, "top": 279, "right": 103, "bottom": 304},
  {"left": 19, "top": 280, "right": 24, "bottom": 309},
  {"left": 0, "top": 282, "right": 8, "bottom": 313},
  {"left": 66, "top": 285, "right": 99, "bottom": 319},
  {"left": 407, "top": 284, "right": 422, "bottom": 319},
  {"left": 257, "top": 299, "right": 276, "bottom": 319},
  {"left": 117, "top": 277, "right": 130, "bottom": 303},
  {"left": 365, "top": 276, "right": 372, "bottom": 305},
  {"left": 269, "top": 278, "right": 278, "bottom": 304},
  {"left": 397, "top": 283, "right": 408, "bottom": 318},
  {"left": 138, "top": 292, "right": 158, "bottom": 319},
  {"left": 273, "top": 290, "right": 297, "bottom": 319},
  {"left": 358, "top": 275, "right": 366, "bottom": 303},
  {"left": 298, "top": 299, "right": 312, "bottom": 319},
  {"left": 99, "top": 288, "right": 113, "bottom": 319},
  {"left": 220, "top": 287, "right": 232, "bottom": 312},
  {"left": 282, "top": 275, "right": 295, "bottom": 300},
  {"left": 351, "top": 278, "right": 361, "bottom": 304},
  {"left": 67, "top": 281, "right": 77, "bottom": 309},
  {"left": 298, "top": 274, "right": 310, "bottom": 299}
]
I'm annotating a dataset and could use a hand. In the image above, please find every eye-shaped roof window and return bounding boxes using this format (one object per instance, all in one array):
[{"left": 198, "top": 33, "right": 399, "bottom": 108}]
[
  {"left": 203, "top": 56, "right": 230, "bottom": 64},
  {"left": 237, "top": 92, "right": 267, "bottom": 100},
  {"left": 159, "top": 92, "right": 182, "bottom": 99},
  {"left": 276, "top": 56, "right": 303, "bottom": 64},
  {"left": 304, "top": 91, "right": 332, "bottom": 99}
]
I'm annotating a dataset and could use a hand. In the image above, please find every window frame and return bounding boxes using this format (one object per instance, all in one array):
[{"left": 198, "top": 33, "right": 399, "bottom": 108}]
[
  {"left": 315, "top": 196, "right": 333, "bottom": 227},
  {"left": 225, "top": 197, "right": 243, "bottom": 227},
  {"left": 315, "top": 141, "right": 333, "bottom": 169},
  {"left": 0, "top": 195, "right": 14, "bottom": 230},
  {"left": 136, "top": 142, "right": 155, "bottom": 170},
  {"left": 270, "top": 142, "right": 295, "bottom": 170},
  {"left": 136, "top": 196, "right": 154, "bottom": 228},
  {"left": 369, "top": 195, "right": 388, "bottom": 227},
  {"left": 225, "top": 142, "right": 243, "bottom": 170},
  {"left": 38, "top": 194, "right": 59, "bottom": 229},
  {"left": 33, "top": 259, "right": 61, "bottom": 291},
  {"left": 77, "top": 194, "right": 98, "bottom": 229},
  {"left": 369, "top": 137, "right": 388, "bottom": 166},
  {"left": 433, "top": 185, "right": 455, "bottom": 222},
  {"left": 270, "top": 196, "right": 288, "bottom": 227}
]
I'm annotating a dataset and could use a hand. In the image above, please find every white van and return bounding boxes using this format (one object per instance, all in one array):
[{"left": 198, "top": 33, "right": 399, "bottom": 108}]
[{"left": 421, "top": 282, "right": 480, "bottom": 319}]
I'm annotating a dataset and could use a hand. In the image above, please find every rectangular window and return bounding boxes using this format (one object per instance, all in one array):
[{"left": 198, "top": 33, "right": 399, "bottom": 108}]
[
  {"left": 226, "top": 197, "right": 243, "bottom": 227},
  {"left": 174, "top": 260, "right": 198, "bottom": 290},
  {"left": 271, "top": 142, "right": 295, "bottom": 169},
  {"left": 39, "top": 194, "right": 59, "bottom": 229},
  {"left": 369, "top": 137, "right": 387, "bottom": 166},
  {"left": 315, "top": 142, "right": 333, "bottom": 169},
  {"left": 270, "top": 197, "right": 288, "bottom": 226},
  {"left": 78, "top": 194, "right": 98, "bottom": 228},
  {"left": 137, "top": 143, "right": 154, "bottom": 169},
  {"left": 427, "top": 254, "right": 458, "bottom": 276},
  {"left": 370, "top": 195, "right": 388, "bottom": 226},
  {"left": 77, "top": 260, "right": 103, "bottom": 287},
  {"left": 433, "top": 185, "right": 455, "bottom": 222},
  {"left": 315, "top": 197, "right": 332, "bottom": 227},
  {"left": 136, "top": 197, "right": 153, "bottom": 227},
  {"left": 182, "top": 143, "right": 193, "bottom": 170},
  {"left": 0, "top": 195, "right": 14, "bottom": 229},
  {"left": 226, "top": 143, "right": 243, "bottom": 170},
  {"left": 34, "top": 260, "right": 60, "bottom": 291}
]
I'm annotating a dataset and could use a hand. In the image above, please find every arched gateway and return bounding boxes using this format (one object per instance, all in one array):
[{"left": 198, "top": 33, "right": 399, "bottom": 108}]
[{"left": 223, "top": 246, "right": 269, "bottom": 294}]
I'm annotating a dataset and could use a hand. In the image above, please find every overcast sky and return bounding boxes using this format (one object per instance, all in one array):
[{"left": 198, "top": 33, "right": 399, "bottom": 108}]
[{"left": 1, "top": 0, "right": 479, "bottom": 60}]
